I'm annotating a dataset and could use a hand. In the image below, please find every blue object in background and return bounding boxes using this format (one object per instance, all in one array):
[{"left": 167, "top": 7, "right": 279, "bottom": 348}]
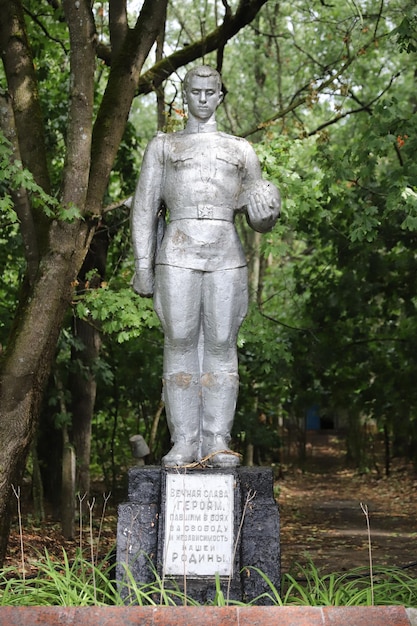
[{"left": 306, "top": 404, "right": 320, "bottom": 430}]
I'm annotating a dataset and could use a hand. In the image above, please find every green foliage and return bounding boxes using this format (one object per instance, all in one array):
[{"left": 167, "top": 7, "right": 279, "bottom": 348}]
[
  {"left": 282, "top": 82, "right": 417, "bottom": 457},
  {"left": 2, "top": 553, "right": 417, "bottom": 606},
  {"left": 0, "top": 130, "right": 83, "bottom": 223},
  {"left": 90, "top": 326, "right": 166, "bottom": 480},
  {"left": 393, "top": 10, "right": 417, "bottom": 54},
  {"left": 117, "top": 562, "right": 200, "bottom": 606},
  {"left": 0, "top": 549, "right": 116, "bottom": 606},
  {"left": 281, "top": 563, "right": 417, "bottom": 607},
  {"left": 233, "top": 1, "right": 417, "bottom": 465},
  {"left": 0, "top": 132, "right": 55, "bottom": 218},
  {"left": 0, "top": 216, "right": 22, "bottom": 345},
  {"left": 75, "top": 285, "right": 159, "bottom": 344}
]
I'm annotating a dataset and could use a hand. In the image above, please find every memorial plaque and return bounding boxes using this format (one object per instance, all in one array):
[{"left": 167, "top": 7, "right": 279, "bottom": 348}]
[{"left": 163, "top": 473, "right": 234, "bottom": 577}]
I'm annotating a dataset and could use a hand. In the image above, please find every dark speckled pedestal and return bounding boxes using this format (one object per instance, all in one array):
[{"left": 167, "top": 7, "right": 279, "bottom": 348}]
[{"left": 116, "top": 466, "right": 280, "bottom": 605}]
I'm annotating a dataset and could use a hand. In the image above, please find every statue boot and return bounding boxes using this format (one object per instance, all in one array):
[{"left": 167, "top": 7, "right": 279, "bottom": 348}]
[
  {"left": 162, "top": 373, "right": 200, "bottom": 467},
  {"left": 200, "top": 372, "right": 240, "bottom": 468}
]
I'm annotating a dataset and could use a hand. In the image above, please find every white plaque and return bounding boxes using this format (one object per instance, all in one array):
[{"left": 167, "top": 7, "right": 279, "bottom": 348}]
[{"left": 163, "top": 473, "right": 234, "bottom": 577}]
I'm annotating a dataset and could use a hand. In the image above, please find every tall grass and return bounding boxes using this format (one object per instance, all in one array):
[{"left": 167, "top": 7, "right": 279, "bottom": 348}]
[
  {"left": 251, "top": 562, "right": 417, "bottom": 607},
  {"left": 1, "top": 553, "right": 417, "bottom": 606},
  {"left": 0, "top": 548, "right": 200, "bottom": 606},
  {"left": 0, "top": 549, "right": 116, "bottom": 606}
]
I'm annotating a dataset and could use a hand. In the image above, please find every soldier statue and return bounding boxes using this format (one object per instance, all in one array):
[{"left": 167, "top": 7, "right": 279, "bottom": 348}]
[{"left": 131, "top": 65, "right": 280, "bottom": 468}]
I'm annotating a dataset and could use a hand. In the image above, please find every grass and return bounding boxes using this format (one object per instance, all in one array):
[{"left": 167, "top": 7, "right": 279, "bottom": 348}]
[
  {"left": 1, "top": 552, "right": 417, "bottom": 607},
  {"left": 278, "top": 562, "right": 417, "bottom": 607},
  {"left": 0, "top": 549, "right": 116, "bottom": 606}
]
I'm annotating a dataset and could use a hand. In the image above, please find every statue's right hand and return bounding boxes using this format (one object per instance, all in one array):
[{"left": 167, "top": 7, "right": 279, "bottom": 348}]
[{"left": 132, "top": 269, "right": 154, "bottom": 298}]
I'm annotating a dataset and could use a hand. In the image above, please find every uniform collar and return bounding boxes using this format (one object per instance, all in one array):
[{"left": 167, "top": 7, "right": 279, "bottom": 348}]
[{"left": 184, "top": 119, "right": 218, "bottom": 134}]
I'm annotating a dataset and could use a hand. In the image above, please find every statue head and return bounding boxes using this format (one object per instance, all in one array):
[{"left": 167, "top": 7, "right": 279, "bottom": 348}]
[{"left": 183, "top": 66, "right": 224, "bottom": 122}]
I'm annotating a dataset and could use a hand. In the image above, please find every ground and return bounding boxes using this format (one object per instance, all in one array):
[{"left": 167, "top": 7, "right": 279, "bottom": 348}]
[
  {"left": 279, "top": 432, "right": 417, "bottom": 576},
  {"left": 4, "top": 431, "right": 417, "bottom": 578}
]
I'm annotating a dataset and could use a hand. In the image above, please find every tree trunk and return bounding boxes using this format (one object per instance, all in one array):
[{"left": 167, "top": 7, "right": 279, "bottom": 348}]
[
  {"left": 70, "top": 228, "right": 109, "bottom": 502},
  {"left": 148, "top": 400, "right": 165, "bottom": 460},
  {"left": 61, "top": 439, "right": 76, "bottom": 539},
  {"left": 70, "top": 318, "right": 101, "bottom": 500},
  {"left": 0, "top": 221, "right": 89, "bottom": 563},
  {"left": 245, "top": 443, "right": 255, "bottom": 467},
  {"left": 0, "top": 0, "right": 154, "bottom": 564},
  {"left": 155, "top": 1, "right": 167, "bottom": 131},
  {"left": 383, "top": 423, "right": 391, "bottom": 477},
  {"left": 30, "top": 439, "right": 45, "bottom": 523}
]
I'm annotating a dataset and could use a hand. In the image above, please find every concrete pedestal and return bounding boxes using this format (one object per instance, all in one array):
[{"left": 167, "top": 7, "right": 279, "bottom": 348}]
[{"left": 116, "top": 466, "right": 280, "bottom": 605}]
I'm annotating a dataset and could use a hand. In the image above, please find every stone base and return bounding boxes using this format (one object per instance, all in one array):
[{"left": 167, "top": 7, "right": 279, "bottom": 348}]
[
  {"left": 0, "top": 606, "right": 413, "bottom": 625},
  {"left": 116, "top": 466, "right": 280, "bottom": 605}
]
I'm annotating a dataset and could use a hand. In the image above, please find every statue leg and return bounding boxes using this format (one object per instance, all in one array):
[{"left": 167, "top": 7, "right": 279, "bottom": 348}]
[
  {"left": 154, "top": 265, "right": 202, "bottom": 466},
  {"left": 200, "top": 267, "right": 248, "bottom": 467},
  {"left": 201, "top": 371, "right": 240, "bottom": 466},
  {"left": 161, "top": 373, "right": 201, "bottom": 465}
]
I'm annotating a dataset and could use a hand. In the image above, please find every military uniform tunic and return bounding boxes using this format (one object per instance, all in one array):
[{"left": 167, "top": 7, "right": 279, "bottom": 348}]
[{"left": 132, "top": 129, "right": 265, "bottom": 277}]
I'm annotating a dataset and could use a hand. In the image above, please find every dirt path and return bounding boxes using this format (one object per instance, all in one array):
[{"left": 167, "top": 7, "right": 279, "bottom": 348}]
[
  {"left": 4, "top": 431, "right": 417, "bottom": 579},
  {"left": 279, "top": 431, "right": 417, "bottom": 575}
]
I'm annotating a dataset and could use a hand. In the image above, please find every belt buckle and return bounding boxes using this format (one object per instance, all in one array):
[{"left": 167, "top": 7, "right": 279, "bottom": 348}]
[{"left": 197, "top": 204, "right": 213, "bottom": 219}]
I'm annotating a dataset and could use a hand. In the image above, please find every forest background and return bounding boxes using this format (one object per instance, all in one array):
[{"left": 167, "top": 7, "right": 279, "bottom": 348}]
[{"left": 1, "top": 0, "right": 417, "bottom": 567}]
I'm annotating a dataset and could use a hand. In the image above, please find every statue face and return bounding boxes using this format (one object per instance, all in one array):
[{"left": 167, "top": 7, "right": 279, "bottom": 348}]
[{"left": 185, "top": 74, "right": 223, "bottom": 121}]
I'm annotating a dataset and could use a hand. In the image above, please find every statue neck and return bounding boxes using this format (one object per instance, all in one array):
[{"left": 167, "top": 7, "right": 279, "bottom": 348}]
[{"left": 184, "top": 118, "right": 217, "bottom": 134}]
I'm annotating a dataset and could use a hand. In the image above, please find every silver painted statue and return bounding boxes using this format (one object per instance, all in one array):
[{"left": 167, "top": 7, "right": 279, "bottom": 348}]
[{"left": 131, "top": 66, "right": 280, "bottom": 468}]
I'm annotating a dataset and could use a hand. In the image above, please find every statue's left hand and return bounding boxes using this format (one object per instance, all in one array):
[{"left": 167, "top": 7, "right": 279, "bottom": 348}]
[{"left": 245, "top": 180, "right": 281, "bottom": 233}]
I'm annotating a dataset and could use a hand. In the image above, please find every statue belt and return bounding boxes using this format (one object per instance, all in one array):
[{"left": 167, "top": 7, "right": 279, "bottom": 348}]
[{"left": 169, "top": 204, "right": 234, "bottom": 222}]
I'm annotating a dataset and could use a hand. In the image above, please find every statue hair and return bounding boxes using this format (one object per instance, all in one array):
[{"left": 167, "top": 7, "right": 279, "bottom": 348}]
[{"left": 183, "top": 66, "right": 222, "bottom": 92}]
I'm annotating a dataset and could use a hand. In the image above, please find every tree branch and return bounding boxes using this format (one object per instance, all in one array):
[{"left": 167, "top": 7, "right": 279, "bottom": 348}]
[
  {"left": 0, "top": 93, "right": 39, "bottom": 284},
  {"left": 61, "top": 0, "right": 96, "bottom": 213},
  {"left": 87, "top": 0, "right": 169, "bottom": 213},
  {"left": 23, "top": 5, "right": 68, "bottom": 54},
  {"left": 242, "top": 67, "right": 351, "bottom": 138},
  {"left": 136, "top": 0, "right": 268, "bottom": 96},
  {"left": 373, "top": 0, "right": 385, "bottom": 40},
  {"left": 259, "top": 309, "right": 320, "bottom": 340},
  {"left": 96, "top": 40, "right": 112, "bottom": 65},
  {"left": 0, "top": 0, "right": 50, "bottom": 193},
  {"left": 0, "top": 0, "right": 52, "bottom": 257},
  {"left": 307, "top": 71, "right": 400, "bottom": 137},
  {"left": 241, "top": 32, "right": 391, "bottom": 138},
  {"left": 109, "top": 0, "right": 128, "bottom": 57}
]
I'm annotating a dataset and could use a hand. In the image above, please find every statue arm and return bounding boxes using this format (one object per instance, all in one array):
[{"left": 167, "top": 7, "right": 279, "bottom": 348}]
[
  {"left": 131, "top": 135, "right": 165, "bottom": 297},
  {"left": 240, "top": 143, "right": 281, "bottom": 234}
]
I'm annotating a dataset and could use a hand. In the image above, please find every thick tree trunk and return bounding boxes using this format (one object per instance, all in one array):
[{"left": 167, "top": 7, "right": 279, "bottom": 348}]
[
  {"left": 0, "top": 0, "right": 165, "bottom": 566},
  {"left": 0, "top": 221, "right": 88, "bottom": 564}
]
